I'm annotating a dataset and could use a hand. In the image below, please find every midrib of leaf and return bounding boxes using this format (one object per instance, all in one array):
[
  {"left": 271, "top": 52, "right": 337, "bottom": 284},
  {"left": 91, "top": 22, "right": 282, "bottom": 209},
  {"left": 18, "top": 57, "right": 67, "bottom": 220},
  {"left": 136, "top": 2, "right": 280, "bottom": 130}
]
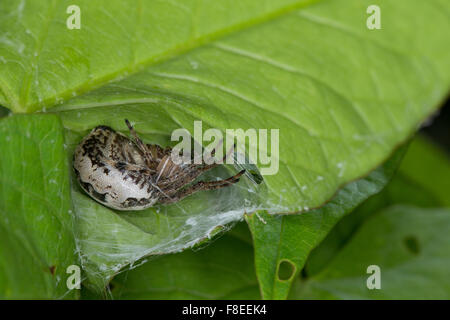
[{"left": 8, "top": 0, "right": 321, "bottom": 113}]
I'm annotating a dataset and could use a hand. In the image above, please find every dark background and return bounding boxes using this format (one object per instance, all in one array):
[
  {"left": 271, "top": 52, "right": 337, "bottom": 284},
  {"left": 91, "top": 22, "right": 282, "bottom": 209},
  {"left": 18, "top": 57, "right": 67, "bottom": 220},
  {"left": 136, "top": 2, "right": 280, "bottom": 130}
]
[{"left": 421, "top": 98, "right": 450, "bottom": 152}]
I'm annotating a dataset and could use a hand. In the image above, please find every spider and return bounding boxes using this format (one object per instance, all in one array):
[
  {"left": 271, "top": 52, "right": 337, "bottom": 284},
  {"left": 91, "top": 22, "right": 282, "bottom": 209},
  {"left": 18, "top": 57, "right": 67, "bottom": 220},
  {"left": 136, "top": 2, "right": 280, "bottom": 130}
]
[{"left": 73, "top": 119, "right": 245, "bottom": 211}]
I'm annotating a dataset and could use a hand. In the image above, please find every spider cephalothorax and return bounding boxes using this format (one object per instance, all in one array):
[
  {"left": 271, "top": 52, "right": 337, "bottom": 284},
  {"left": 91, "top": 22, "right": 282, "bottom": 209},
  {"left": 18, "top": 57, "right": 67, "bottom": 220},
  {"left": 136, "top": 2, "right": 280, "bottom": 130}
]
[{"left": 73, "top": 119, "right": 245, "bottom": 210}]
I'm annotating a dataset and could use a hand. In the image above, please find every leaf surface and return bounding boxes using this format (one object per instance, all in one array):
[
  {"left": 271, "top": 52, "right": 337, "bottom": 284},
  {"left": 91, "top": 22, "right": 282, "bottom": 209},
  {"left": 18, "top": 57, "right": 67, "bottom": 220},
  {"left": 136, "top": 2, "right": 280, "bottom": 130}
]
[
  {"left": 0, "top": 114, "right": 78, "bottom": 299},
  {"left": 0, "top": 0, "right": 313, "bottom": 112}
]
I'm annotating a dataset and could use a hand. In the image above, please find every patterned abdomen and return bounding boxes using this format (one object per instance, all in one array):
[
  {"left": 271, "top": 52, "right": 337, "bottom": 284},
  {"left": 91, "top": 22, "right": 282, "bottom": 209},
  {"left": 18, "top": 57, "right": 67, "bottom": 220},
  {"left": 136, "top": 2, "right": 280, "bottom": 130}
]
[{"left": 73, "top": 126, "right": 158, "bottom": 210}]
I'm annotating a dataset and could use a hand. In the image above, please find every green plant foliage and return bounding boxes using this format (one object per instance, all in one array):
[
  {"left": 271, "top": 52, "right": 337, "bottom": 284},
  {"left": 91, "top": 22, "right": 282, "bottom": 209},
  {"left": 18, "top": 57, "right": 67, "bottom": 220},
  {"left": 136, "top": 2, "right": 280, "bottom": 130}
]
[
  {"left": 292, "top": 136, "right": 450, "bottom": 299},
  {"left": 246, "top": 145, "right": 406, "bottom": 299},
  {"left": 304, "top": 134, "right": 449, "bottom": 277},
  {"left": 290, "top": 206, "right": 450, "bottom": 299},
  {"left": 0, "top": 114, "right": 78, "bottom": 299},
  {"left": 0, "top": 0, "right": 448, "bottom": 297}
]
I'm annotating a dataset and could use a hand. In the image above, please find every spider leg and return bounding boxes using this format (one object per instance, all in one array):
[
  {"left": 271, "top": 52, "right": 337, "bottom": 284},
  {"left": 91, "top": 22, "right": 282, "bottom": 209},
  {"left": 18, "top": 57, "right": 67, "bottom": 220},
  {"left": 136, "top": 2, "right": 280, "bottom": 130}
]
[
  {"left": 156, "top": 142, "right": 239, "bottom": 198},
  {"left": 157, "top": 148, "right": 233, "bottom": 188},
  {"left": 157, "top": 160, "right": 219, "bottom": 191},
  {"left": 202, "top": 141, "right": 236, "bottom": 166},
  {"left": 124, "top": 119, "right": 153, "bottom": 166},
  {"left": 158, "top": 169, "right": 245, "bottom": 204},
  {"left": 146, "top": 144, "right": 171, "bottom": 163},
  {"left": 158, "top": 140, "right": 236, "bottom": 185}
]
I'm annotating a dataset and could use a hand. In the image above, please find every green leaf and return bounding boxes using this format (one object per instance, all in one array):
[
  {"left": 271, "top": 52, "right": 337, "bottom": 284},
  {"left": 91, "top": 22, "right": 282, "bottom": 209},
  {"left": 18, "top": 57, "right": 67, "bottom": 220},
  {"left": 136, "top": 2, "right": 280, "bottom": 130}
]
[
  {"left": 303, "top": 176, "right": 439, "bottom": 278},
  {"left": 0, "top": 114, "right": 78, "bottom": 299},
  {"left": 0, "top": 0, "right": 315, "bottom": 112},
  {"left": 290, "top": 206, "right": 450, "bottom": 299},
  {"left": 246, "top": 145, "right": 406, "bottom": 299},
  {"left": 304, "top": 134, "right": 449, "bottom": 277},
  {"left": 91, "top": 223, "right": 260, "bottom": 299}
]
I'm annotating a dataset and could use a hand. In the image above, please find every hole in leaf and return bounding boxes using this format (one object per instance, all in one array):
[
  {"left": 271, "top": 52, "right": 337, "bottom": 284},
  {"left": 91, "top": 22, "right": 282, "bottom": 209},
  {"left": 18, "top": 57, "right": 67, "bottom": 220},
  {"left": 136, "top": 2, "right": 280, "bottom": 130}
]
[
  {"left": 277, "top": 259, "right": 296, "bottom": 281},
  {"left": 403, "top": 236, "right": 420, "bottom": 255}
]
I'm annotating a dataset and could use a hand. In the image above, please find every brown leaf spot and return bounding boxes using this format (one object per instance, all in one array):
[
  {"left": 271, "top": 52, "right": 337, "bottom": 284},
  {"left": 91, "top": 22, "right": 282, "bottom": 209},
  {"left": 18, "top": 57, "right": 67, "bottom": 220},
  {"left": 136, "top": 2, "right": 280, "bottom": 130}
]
[{"left": 49, "top": 265, "right": 56, "bottom": 275}]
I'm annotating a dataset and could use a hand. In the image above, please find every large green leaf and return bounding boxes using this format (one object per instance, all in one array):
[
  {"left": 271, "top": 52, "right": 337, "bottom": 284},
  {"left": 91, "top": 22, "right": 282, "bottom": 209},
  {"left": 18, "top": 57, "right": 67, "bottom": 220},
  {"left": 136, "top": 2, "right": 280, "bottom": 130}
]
[
  {"left": 0, "top": 0, "right": 314, "bottom": 112},
  {"left": 290, "top": 206, "right": 450, "bottom": 299},
  {"left": 246, "top": 145, "right": 406, "bottom": 299},
  {"left": 0, "top": 114, "right": 78, "bottom": 299}
]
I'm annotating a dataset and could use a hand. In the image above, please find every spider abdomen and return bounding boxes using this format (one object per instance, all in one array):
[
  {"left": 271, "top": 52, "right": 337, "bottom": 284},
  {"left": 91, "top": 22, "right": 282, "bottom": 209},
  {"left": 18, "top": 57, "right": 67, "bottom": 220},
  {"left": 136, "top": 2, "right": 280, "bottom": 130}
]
[{"left": 73, "top": 126, "right": 158, "bottom": 211}]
